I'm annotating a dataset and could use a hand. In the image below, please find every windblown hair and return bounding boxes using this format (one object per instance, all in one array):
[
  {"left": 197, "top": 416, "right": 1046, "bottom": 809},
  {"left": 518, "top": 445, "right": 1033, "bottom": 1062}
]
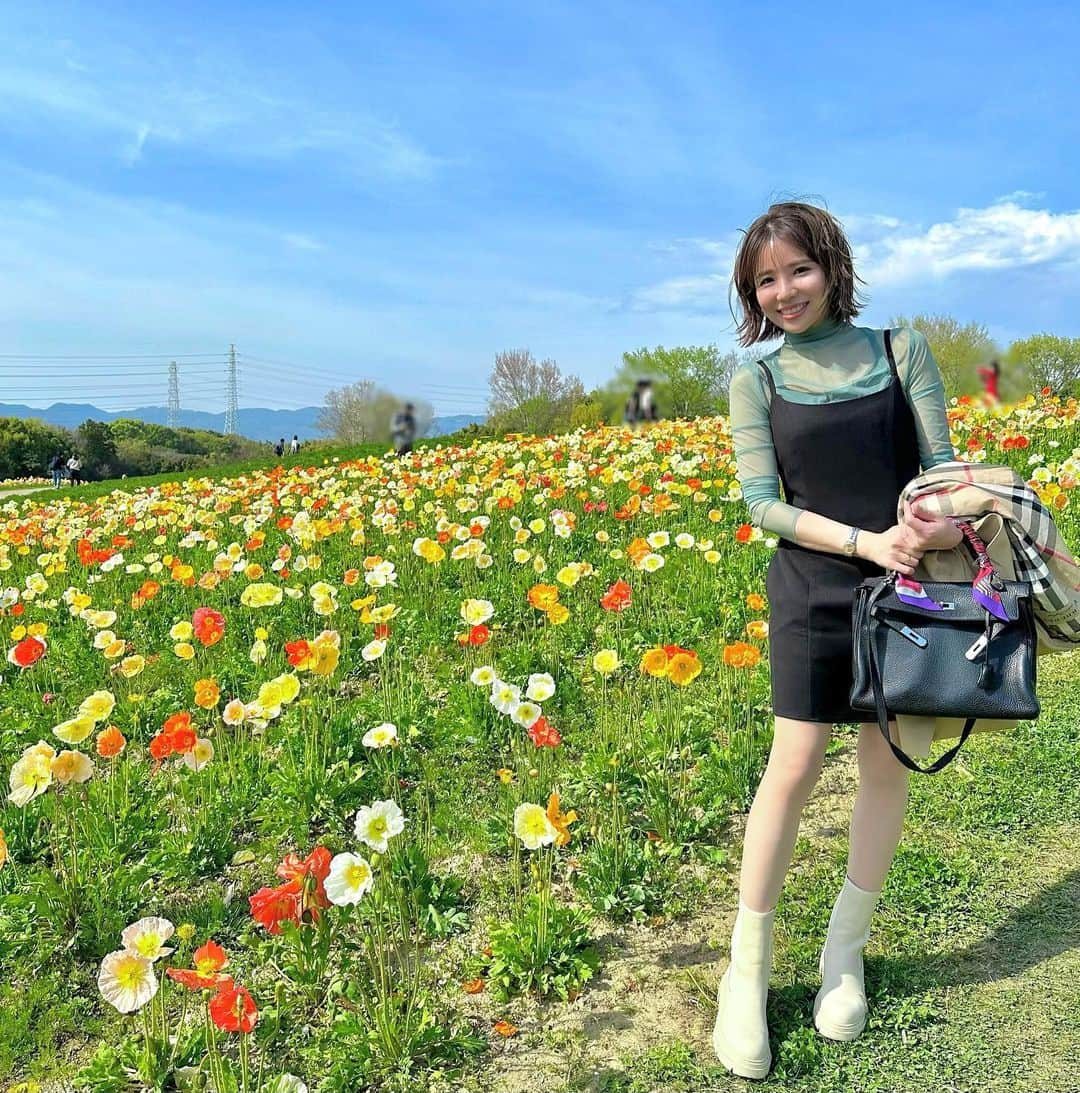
[{"left": 731, "top": 201, "right": 866, "bottom": 346}]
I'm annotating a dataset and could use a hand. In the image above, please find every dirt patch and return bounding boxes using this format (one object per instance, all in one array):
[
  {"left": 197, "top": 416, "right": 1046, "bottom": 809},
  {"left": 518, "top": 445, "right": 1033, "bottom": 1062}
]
[{"left": 469, "top": 741, "right": 863, "bottom": 1092}]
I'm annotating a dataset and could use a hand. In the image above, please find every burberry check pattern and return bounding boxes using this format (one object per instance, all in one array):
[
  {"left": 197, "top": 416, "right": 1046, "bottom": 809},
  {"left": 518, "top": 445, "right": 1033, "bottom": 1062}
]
[{"left": 899, "top": 461, "right": 1080, "bottom": 648}]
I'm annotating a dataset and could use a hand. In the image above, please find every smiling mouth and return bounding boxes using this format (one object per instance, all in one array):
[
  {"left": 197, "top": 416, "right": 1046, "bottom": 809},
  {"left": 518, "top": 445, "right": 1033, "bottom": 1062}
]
[{"left": 778, "top": 303, "right": 809, "bottom": 319}]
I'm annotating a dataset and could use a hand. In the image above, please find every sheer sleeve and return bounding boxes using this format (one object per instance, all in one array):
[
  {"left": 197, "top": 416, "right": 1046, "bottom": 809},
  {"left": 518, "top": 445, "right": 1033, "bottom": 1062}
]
[
  {"left": 729, "top": 364, "right": 804, "bottom": 541},
  {"left": 893, "top": 328, "right": 956, "bottom": 470}
]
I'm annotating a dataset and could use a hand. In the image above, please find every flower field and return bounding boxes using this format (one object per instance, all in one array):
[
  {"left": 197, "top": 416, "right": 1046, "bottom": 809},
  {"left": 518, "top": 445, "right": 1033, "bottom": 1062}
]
[{"left": 2, "top": 392, "right": 1079, "bottom": 1093}]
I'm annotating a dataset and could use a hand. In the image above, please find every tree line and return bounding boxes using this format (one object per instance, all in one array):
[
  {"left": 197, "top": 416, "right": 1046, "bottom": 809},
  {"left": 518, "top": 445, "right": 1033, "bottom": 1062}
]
[
  {"left": 457, "top": 318, "right": 1080, "bottom": 440},
  {"left": 0, "top": 416, "right": 266, "bottom": 483}
]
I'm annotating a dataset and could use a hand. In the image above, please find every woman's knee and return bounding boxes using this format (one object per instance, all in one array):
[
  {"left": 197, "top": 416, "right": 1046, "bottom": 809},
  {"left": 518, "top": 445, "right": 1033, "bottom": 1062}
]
[
  {"left": 857, "top": 722, "right": 912, "bottom": 784},
  {"left": 765, "top": 716, "right": 830, "bottom": 792}
]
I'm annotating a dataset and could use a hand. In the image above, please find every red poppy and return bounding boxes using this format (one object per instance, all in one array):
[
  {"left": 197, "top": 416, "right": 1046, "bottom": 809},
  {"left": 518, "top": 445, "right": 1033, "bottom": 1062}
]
[
  {"left": 168, "top": 967, "right": 233, "bottom": 991},
  {"left": 249, "top": 880, "right": 303, "bottom": 935},
  {"left": 374, "top": 622, "right": 391, "bottom": 640},
  {"left": 600, "top": 579, "right": 632, "bottom": 613},
  {"left": 191, "top": 607, "right": 226, "bottom": 647},
  {"left": 468, "top": 624, "right": 490, "bottom": 646},
  {"left": 284, "top": 639, "right": 312, "bottom": 667},
  {"left": 209, "top": 984, "right": 258, "bottom": 1033},
  {"left": 276, "top": 846, "right": 332, "bottom": 885},
  {"left": 735, "top": 524, "right": 754, "bottom": 544},
  {"left": 527, "top": 716, "right": 562, "bottom": 748},
  {"left": 7, "top": 635, "right": 47, "bottom": 668},
  {"left": 149, "top": 733, "right": 174, "bottom": 761},
  {"left": 160, "top": 711, "right": 197, "bottom": 755}
]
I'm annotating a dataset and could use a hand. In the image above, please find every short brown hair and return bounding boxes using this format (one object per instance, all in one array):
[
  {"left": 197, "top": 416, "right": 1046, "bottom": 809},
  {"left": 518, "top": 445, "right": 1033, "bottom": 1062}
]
[{"left": 730, "top": 201, "right": 865, "bottom": 346}]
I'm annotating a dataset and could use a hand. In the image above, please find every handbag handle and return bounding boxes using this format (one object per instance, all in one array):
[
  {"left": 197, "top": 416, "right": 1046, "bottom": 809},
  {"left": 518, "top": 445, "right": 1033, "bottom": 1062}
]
[{"left": 864, "top": 585, "right": 976, "bottom": 773}]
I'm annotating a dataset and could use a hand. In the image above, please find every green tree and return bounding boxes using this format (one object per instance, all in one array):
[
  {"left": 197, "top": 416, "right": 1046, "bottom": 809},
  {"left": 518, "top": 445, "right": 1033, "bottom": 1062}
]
[
  {"left": 486, "top": 349, "right": 583, "bottom": 436},
  {"left": 76, "top": 419, "right": 118, "bottom": 478},
  {"left": 615, "top": 345, "right": 735, "bottom": 419},
  {"left": 1006, "top": 334, "right": 1080, "bottom": 398},
  {"left": 888, "top": 313, "right": 998, "bottom": 397},
  {"left": 0, "top": 417, "right": 72, "bottom": 479}
]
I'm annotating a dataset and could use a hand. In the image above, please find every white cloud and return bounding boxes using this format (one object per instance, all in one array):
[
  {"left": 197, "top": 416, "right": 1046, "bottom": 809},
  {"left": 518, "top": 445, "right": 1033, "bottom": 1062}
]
[
  {"left": 627, "top": 199, "right": 1080, "bottom": 313},
  {"left": 0, "top": 37, "right": 443, "bottom": 182},
  {"left": 281, "top": 233, "right": 326, "bottom": 253},
  {"left": 120, "top": 123, "right": 151, "bottom": 167},
  {"left": 626, "top": 273, "right": 730, "bottom": 314},
  {"left": 860, "top": 201, "right": 1080, "bottom": 285}
]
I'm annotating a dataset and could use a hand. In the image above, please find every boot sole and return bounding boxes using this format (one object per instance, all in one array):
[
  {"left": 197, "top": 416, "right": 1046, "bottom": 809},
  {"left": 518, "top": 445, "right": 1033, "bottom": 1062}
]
[
  {"left": 814, "top": 950, "right": 867, "bottom": 1041},
  {"left": 813, "top": 1011, "right": 867, "bottom": 1041},
  {"left": 712, "top": 970, "right": 771, "bottom": 1079}
]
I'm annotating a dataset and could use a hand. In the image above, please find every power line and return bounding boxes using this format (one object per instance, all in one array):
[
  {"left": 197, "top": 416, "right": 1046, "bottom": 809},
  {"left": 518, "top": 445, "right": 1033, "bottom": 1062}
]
[
  {"left": 239, "top": 354, "right": 489, "bottom": 395},
  {"left": 0, "top": 352, "right": 225, "bottom": 361}
]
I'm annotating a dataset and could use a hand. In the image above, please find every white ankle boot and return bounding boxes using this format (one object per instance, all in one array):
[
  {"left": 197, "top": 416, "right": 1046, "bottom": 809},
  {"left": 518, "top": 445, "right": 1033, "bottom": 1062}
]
[
  {"left": 713, "top": 899, "right": 775, "bottom": 1079},
  {"left": 813, "top": 876, "right": 881, "bottom": 1041}
]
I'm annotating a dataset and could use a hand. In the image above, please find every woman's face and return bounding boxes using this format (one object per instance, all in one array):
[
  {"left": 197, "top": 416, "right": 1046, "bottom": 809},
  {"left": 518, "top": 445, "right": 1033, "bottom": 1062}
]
[{"left": 754, "top": 236, "right": 829, "bottom": 335}]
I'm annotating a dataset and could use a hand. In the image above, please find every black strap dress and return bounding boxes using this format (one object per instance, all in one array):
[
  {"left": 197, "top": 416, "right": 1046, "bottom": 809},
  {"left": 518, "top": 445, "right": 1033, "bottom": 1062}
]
[{"left": 760, "top": 330, "right": 921, "bottom": 723}]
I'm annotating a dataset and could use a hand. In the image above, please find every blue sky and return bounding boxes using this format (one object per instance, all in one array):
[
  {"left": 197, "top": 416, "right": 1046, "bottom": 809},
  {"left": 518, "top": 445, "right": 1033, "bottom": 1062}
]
[{"left": 1, "top": 1, "right": 1078, "bottom": 414}]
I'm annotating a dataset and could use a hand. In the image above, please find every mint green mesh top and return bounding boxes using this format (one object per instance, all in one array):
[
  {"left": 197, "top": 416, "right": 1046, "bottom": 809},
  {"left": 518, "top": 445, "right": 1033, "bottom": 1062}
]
[{"left": 729, "top": 319, "right": 956, "bottom": 542}]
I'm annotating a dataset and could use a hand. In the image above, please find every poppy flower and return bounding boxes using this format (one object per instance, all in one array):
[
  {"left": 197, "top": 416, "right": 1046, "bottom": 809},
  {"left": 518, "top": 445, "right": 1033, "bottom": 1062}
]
[
  {"left": 735, "top": 524, "right": 754, "bottom": 544},
  {"left": 526, "top": 584, "right": 560, "bottom": 612},
  {"left": 463, "top": 978, "right": 485, "bottom": 994},
  {"left": 545, "top": 792, "right": 577, "bottom": 847},
  {"left": 667, "top": 651, "right": 702, "bottom": 686},
  {"left": 194, "top": 679, "right": 221, "bottom": 709},
  {"left": 249, "top": 880, "right": 303, "bottom": 935},
  {"left": 723, "top": 641, "right": 762, "bottom": 669},
  {"left": 600, "top": 579, "right": 632, "bottom": 612},
  {"left": 526, "top": 716, "right": 562, "bottom": 748},
  {"left": 276, "top": 846, "right": 332, "bottom": 886},
  {"left": 7, "top": 635, "right": 46, "bottom": 668},
  {"left": 209, "top": 983, "right": 258, "bottom": 1033},
  {"left": 493, "top": 1019, "right": 519, "bottom": 1038},
  {"left": 191, "top": 607, "right": 225, "bottom": 647},
  {"left": 167, "top": 940, "right": 231, "bottom": 991},
  {"left": 468, "top": 624, "right": 490, "bottom": 646}
]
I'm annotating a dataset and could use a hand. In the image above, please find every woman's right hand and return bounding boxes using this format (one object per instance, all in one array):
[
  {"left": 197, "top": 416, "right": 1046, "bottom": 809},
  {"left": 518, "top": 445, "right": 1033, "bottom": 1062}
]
[{"left": 861, "top": 525, "right": 925, "bottom": 576}]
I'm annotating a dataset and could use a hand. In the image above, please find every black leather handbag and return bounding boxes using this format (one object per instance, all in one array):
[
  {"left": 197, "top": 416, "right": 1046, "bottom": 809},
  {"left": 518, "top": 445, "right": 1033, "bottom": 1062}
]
[{"left": 849, "top": 563, "right": 1039, "bottom": 774}]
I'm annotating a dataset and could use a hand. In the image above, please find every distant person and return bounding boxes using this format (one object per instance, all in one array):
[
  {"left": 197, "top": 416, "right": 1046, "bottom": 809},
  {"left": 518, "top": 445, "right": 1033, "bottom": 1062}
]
[
  {"left": 290, "top": 435, "right": 300, "bottom": 453},
  {"left": 48, "top": 452, "right": 64, "bottom": 488},
  {"left": 274, "top": 438, "right": 285, "bottom": 457},
  {"left": 977, "top": 358, "right": 1001, "bottom": 405},
  {"left": 624, "top": 379, "right": 659, "bottom": 428},
  {"left": 391, "top": 402, "right": 417, "bottom": 457},
  {"left": 66, "top": 454, "right": 83, "bottom": 486}
]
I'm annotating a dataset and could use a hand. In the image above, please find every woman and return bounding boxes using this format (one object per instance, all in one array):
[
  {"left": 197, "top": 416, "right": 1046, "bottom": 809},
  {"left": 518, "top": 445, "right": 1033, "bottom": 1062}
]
[{"left": 714, "top": 202, "right": 964, "bottom": 1078}]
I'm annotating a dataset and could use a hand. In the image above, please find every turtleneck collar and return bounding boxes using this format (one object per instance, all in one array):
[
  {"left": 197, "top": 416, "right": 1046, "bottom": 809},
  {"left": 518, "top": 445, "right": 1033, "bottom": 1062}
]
[{"left": 784, "top": 316, "right": 845, "bottom": 346}]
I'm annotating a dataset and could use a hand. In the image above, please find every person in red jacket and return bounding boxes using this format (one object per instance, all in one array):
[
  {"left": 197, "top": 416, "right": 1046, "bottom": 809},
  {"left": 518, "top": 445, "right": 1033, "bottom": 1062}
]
[{"left": 977, "top": 358, "right": 1001, "bottom": 405}]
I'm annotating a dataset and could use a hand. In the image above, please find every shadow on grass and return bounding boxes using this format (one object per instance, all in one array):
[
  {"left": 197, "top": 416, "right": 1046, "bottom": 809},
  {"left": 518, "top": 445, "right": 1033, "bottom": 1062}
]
[{"left": 869, "top": 867, "right": 1080, "bottom": 998}]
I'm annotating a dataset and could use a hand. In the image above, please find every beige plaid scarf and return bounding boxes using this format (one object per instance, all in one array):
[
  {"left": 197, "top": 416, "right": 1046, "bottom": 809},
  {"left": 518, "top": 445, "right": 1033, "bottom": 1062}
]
[{"left": 899, "top": 461, "right": 1080, "bottom": 650}]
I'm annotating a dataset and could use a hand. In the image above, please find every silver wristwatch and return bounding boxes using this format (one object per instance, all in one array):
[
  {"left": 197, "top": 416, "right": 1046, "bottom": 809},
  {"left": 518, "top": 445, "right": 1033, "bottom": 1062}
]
[{"left": 842, "top": 526, "right": 860, "bottom": 557}]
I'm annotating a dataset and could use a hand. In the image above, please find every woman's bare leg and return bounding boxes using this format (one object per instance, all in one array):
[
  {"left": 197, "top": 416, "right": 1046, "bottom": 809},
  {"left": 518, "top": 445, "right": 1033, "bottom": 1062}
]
[
  {"left": 847, "top": 720, "right": 911, "bottom": 890},
  {"left": 739, "top": 716, "right": 833, "bottom": 912},
  {"left": 813, "top": 720, "right": 910, "bottom": 1041},
  {"left": 714, "top": 715, "right": 833, "bottom": 1077}
]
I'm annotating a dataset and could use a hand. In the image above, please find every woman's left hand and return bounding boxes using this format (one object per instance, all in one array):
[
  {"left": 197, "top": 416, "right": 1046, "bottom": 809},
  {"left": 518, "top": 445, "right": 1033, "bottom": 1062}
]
[{"left": 901, "top": 499, "right": 964, "bottom": 551}]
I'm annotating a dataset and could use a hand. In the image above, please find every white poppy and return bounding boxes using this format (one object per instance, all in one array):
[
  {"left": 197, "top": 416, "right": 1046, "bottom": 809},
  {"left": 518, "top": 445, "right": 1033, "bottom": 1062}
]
[
  {"left": 121, "top": 916, "right": 175, "bottom": 961},
  {"left": 354, "top": 799, "right": 406, "bottom": 854},
  {"left": 325, "top": 852, "right": 374, "bottom": 906},
  {"left": 98, "top": 950, "right": 159, "bottom": 1013}
]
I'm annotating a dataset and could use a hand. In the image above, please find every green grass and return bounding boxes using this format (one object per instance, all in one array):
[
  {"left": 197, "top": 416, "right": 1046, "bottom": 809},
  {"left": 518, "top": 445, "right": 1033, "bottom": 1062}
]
[
  {"left": 602, "top": 652, "right": 1080, "bottom": 1093},
  {"left": 1, "top": 437, "right": 449, "bottom": 503}
]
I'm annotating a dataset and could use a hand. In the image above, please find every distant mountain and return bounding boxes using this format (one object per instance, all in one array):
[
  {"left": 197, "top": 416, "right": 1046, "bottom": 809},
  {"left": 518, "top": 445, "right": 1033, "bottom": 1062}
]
[{"left": 0, "top": 402, "right": 485, "bottom": 442}]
